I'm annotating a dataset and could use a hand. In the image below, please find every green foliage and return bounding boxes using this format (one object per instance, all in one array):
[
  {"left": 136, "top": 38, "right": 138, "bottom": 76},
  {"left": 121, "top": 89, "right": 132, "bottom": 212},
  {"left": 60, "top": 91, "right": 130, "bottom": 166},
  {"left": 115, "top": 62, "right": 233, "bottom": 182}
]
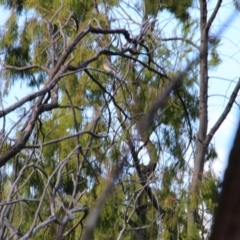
[
  {"left": 143, "top": 0, "right": 192, "bottom": 21},
  {"left": 205, "top": 143, "right": 218, "bottom": 162},
  {"left": 0, "top": 0, "right": 24, "bottom": 13},
  {"left": 163, "top": 0, "right": 192, "bottom": 21},
  {"left": 200, "top": 171, "right": 219, "bottom": 214},
  {"left": 209, "top": 49, "right": 222, "bottom": 67},
  {"left": 0, "top": 0, "right": 225, "bottom": 239}
]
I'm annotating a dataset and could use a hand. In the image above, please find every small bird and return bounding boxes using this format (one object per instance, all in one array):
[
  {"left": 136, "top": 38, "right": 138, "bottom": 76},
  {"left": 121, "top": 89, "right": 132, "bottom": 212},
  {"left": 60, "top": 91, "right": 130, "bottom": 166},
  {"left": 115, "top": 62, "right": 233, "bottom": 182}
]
[{"left": 102, "top": 60, "right": 118, "bottom": 75}]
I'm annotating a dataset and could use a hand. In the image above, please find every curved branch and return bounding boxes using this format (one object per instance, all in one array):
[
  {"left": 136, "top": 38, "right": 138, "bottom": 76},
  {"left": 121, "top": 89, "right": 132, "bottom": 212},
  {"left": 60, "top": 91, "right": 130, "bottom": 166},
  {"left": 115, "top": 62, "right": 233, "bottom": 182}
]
[
  {"left": 206, "top": 0, "right": 223, "bottom": 34},
  {"left": 0, "top": 66, "right": 66, "bottom": 118},
  {"left": 161, "top": 37, "right": 199, "bottom": 50},
  {"left": 25, "top": 130, "right": 108, "bottom": 148},
  {"left": 2, "top": 64, "right": 49, "bottom": 73},
  {"left": 0, "top": 92, "right": 60, "bottom": 166},
  {"left": 205, "top": 78, "right": 240, "bottom": 145}
]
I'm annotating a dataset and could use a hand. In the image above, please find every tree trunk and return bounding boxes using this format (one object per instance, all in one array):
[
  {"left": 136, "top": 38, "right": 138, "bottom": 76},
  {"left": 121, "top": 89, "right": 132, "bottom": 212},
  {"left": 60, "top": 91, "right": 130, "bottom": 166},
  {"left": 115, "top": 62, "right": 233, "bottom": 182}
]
[
  {"left": 210, "top": 119, "right": 240, "bottom": 240},
  {"left": 188, "top": 0, "right": 209, "bottom": 236}
]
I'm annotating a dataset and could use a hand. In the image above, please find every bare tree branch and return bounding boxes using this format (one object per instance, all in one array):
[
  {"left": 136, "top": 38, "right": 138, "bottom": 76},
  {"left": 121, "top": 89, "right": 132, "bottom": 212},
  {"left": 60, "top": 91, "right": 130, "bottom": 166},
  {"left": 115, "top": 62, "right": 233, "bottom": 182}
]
[
  {"left": 206, "top": 0, "right": 223, "bottom": 33},
  {"left": 205, "top": 78, "right": 240, "bottom": 145},
  {"left": 161, "top": 37, "right": 199, "bottom": 50},
  {"left": 2, "top": 64, "right": 49, "bottom": 73},
  {"left": 25, "top": 130, "right": 108, "bottom": 148}
]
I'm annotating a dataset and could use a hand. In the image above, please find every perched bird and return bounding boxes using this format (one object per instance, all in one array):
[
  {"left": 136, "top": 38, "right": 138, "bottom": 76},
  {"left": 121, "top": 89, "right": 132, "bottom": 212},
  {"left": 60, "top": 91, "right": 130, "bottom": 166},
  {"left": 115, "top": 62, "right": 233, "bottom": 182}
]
[{"left": 102, "top": 60, "right": 118, "bottom": 75}]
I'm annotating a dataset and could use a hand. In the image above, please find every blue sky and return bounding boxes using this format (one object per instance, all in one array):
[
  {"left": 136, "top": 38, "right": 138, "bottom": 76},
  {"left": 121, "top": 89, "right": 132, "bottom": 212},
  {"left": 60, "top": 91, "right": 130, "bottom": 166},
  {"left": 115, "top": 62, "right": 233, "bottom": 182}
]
[{"left": 205, "top": 1, "right": 240, "bottom": 176}]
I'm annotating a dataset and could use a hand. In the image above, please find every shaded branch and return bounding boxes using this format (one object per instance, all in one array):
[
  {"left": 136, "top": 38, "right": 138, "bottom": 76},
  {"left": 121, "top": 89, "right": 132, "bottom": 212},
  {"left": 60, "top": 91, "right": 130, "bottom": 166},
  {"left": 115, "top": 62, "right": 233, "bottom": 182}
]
[
  {"left": 209, "top": 116, "right": 240, "bottom": 240},
  {"left": 81, "top": 157, "right": 125, "bottom": 240},
  {"left": 2, "top": 64, "right": 49, "bottom": 73},
  {"left": 139, "top": 70, "right": 188, "bottom": 133},
  {"left": 0, "top": 198, "right": 40, "bottom": 207},
  {"left": 0, "top": 94, "right": 60, "bottom": 166},
  {"left": 127, "top": 137, "right": 165, "bottom": 215}
]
